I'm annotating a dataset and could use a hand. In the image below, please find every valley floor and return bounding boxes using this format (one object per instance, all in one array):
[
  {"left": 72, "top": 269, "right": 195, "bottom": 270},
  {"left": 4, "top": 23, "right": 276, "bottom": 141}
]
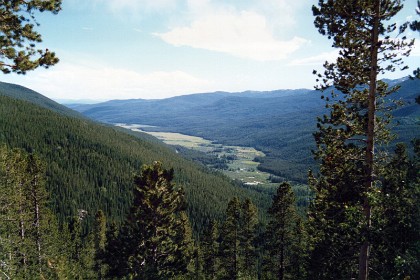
[{"left": 117, "top": 123, "right": 279, "bottom": 188}]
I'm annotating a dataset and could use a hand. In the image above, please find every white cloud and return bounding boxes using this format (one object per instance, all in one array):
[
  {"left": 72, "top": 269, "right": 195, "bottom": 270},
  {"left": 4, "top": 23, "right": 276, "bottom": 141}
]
[
  {"left": 289, "top": 50, "right": 340, "bottom": 66},
  {"left": 155, "top": 10, "right": 308, "bottom": 61},
  {"left": 6, "top": 61, "right": 212, "bottom": 101}
]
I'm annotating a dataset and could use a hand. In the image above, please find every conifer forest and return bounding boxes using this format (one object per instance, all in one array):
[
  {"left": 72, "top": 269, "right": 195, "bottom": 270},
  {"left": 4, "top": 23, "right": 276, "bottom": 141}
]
[{"left": 0, "top": 0, "right": 419, "bottom": 279}]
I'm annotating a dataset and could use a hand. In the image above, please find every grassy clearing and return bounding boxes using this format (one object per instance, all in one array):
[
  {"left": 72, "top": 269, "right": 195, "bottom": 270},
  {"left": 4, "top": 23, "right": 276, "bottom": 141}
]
[{"left": 118, "top": 123, "right": 277, "bottom": 188}]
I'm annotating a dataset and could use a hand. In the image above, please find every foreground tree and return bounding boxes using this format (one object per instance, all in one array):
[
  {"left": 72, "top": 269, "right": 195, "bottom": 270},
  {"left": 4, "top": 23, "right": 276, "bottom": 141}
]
[
  {"left": 263, "top": 182, "right": 303, "bottom": 280},
  {"left": 0, "top": 146, "right": 62, "bottom": 278},
  {"left": 240, "top": 198, "right": 258, "bottom": 279},
  {"left": 201, "top": 219, "right": 220, "bottom": 279},
  {"left": 121, "top": 162, "right": 192, "bottom": 279},
  {"left": 219, "top": 197, "right": 241, "bottom": 280},
  {"left": 0, "top": 0, "right": 61, "bottom": 74},
  {"left": 310, "top": 0, "right": 413, "bottom": 279}
]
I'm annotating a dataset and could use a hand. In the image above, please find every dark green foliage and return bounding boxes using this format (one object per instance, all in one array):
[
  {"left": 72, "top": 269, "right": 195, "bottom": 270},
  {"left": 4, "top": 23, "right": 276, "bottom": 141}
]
[
  {"left": 219, "top": 197, "right": 241, "bottom": 280},
  {"left": 371, "top": 143, "right": 420, "bottom": 279},
  {"left": 263, "top": 182, "right": 304, "bottom": 280},
  {"left": 119, "top": 162, "right": 192, "bottom": 279},
  {"left": 0, "top": 0, "right": 61, "bottom": 74},
  {"left": 201, "top": 220, "right": 220, "bottom": 279},
  {"left": 240, "top": 198, "right": 258, "bottom": 279}
]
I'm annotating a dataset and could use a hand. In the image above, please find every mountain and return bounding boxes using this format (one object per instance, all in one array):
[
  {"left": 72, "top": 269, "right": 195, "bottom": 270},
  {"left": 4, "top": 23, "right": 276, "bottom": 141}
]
[
  {"left": 67, "top": 78, "right": 420, "bottom": 183},
  {"left": 0, "top": 82, "right": 272, "bottom": 233},
  {"left": 0, "top": 82, "right": 84, "bottom": 118}
]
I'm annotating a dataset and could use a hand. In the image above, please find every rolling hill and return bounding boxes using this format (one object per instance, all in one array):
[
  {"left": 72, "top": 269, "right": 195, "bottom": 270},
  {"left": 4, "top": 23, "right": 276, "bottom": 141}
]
[
  {"left": 0, "top": 82, "right": 272, "bottom": 233},
  {"left": 67, "top": 78, "right": 420, "bottom": 183}
]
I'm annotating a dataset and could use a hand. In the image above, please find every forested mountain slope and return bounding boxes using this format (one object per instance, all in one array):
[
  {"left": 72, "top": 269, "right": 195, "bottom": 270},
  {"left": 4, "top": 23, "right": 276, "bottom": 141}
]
[
  {"left": 0, "top": 84, "right": 272, "bottom": 233},
  {"left": 68, "top": 78, "right": 420, "bottom": 183},
  {"left": 0, "top": 81, "right": 84, "bottom": 118}
]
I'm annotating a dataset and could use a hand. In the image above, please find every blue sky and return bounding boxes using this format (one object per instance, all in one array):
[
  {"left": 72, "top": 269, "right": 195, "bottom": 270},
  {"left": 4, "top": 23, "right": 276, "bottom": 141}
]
[{"left": 2, "top": 0, "right": 419, "bottom": 101}]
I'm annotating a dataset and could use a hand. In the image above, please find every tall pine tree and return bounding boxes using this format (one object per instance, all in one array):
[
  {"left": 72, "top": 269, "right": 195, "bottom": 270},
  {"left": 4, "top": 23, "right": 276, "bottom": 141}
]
[
  {"left": 201, "top": 219, "right": 220, "bottom": 279},
  {"left": 219, "top": 197, "right": 241, "bottom": 280},
  {"left": 309, "top": 1, "right": 413, "bottom": 279},
  {"left": 263, "top": 182, "right": 301, "bottom": 280},
  {"left": 240, "top": 198, "right": 258, "bottom": 279}
]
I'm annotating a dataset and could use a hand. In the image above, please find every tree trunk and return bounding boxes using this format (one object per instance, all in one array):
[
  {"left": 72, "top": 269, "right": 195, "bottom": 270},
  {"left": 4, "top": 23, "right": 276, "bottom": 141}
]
[
  {"left": 359, "top": 1, "right": 380, "bottom": 279},
  {"left": 32, "top": 175, "right": 42, "bottom": 274}
]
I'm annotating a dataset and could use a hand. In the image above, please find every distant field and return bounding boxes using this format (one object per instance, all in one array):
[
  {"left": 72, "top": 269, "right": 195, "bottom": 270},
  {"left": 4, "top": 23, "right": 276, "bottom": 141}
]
[{"left": 118, "top": 124, "right": 278, "bottom": 188}]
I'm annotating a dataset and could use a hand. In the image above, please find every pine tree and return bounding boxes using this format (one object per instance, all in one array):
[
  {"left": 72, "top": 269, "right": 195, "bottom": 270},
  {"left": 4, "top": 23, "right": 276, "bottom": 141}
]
[
  {"left": 201, "top": 219, "right": 220, "bottom": 279},
  {"left": 0, "top": 146, "right": 63, "bottom": 279},
  {"left": 240, "top": 198, "right": 258, "bottom": 279},
  {"left": 263, "top": 182, "right": 300, "bottom": 280},
  {"left": 371, "top": 143, "right": 420, "bottom": 278},
  {"left": 310, "top": 1, "right": 413, "bottom": 279},
  {"left": 94, "top": 210, "right": 108, "bottom": 279},
  {"left": 123, "top": 161, "right": 192, "bottom": 279},
  {"left": 219, "top": 197, "right": 241, "bottom": 280},
  {"left": 0, "top": 1, "right": 61, "bottom": 74}
]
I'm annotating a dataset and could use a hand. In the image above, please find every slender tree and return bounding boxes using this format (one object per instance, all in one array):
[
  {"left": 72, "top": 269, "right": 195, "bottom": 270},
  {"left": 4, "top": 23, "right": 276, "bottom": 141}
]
[
  {"left": 310, "top": 1, "right": 413, "bottom": 279},
  {"left": 201, "top": 219, "right": 220, "bottom": 279},
  {"left": 219, "top": 197, "right": 241, "bottom": 280},
  {"left": 240, "top": 198, "right": 258, "bottom": 279},
  {"left": 0, "top": 146, "right": 63, "bottom": 278},
  {"left": 264, "top": 182, "right": 300, "bottom": 280},
  {"left": 94, "top": 210, "right": 107, "bottom": 279}
]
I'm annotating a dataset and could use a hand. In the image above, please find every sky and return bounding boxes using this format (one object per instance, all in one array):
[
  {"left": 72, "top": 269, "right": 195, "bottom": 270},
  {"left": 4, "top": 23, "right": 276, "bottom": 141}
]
[{"left": 1, "top": 0, "right": 420, "bottom": 102}]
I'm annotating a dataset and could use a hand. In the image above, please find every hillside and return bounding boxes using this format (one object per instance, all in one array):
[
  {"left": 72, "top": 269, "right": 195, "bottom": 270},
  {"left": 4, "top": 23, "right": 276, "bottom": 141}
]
[
  {"left": 0, "top": 83, "right": 272, "bottom": 233},
  {"left": 68, "top": 78, "right": 420, "bottom": 183}
]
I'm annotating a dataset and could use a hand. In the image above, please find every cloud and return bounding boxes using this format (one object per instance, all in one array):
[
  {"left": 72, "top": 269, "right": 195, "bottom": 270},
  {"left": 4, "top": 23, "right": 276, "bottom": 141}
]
[
  {"left": 9, "top": 61, "right": 212, "bottom": 101},
  {"left": 289, "top": 50, "right": 340, "bottom": 66},
  {"left": 155, "top": 10, "right": 308, "bottom": 61}
]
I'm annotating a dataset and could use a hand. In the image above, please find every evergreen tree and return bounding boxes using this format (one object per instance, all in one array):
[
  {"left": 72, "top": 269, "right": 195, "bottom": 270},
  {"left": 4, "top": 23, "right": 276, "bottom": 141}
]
[
  {"left": 0, "top": 146, "right": 63, "bottom": 279},
  {"left": 288, "top": 217, "right": 308, "bottom": 280},
  {"left": 123, "top": 161, "right": 192, "bottom": 279},
  {"left": 371, "top": 143, "right": 420, "bottom": 279},
  {"left": 0, "top": 0, "right": 61, "bottom": 74},
  {"left": 219, "top": 197, "right": 241, "bottom": 280},
  {"left": 310, "top": 1, "right": 413, "bottom": 279},
  {"left": 263, "top": 182, "right": 300, "bottom": 280},
  {"left": 201, "top": 219, "right": 220, "bottom": 279},
  {"left": 66, "top": 214, "right": 96, "bottom": 279},
  {"left": 94, "top": 210, "right": 108, "bottom": 279},
  {"left": 104, "top": 222, "right": 128, "bottom": 279},
  {"left": 240, "top": 198, "right": 258, "bottom": 279}
]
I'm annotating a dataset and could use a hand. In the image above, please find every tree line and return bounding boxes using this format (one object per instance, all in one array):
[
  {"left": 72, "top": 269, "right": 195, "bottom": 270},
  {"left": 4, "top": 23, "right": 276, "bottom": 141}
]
[{"left": 1, "top": 144, "right": 418, "bottom": 279}]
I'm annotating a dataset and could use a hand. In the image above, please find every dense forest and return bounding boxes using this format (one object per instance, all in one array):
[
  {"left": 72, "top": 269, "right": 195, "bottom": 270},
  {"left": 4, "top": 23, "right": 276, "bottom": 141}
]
[
  {"left": 0, "top": 92, "right": 275, "bottom": 234},
  {"left": 1, "top": 0, "right": 420, "bottom": 279}
]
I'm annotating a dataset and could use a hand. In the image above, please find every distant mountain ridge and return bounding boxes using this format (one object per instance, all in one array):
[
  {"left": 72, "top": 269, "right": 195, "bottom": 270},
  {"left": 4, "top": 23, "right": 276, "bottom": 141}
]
[
  {"left": 67, "top": 78, "right": 420, "bottom": 183},
  {"left": 0, "top": 81, "right": 85, "bottom": 119}
]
